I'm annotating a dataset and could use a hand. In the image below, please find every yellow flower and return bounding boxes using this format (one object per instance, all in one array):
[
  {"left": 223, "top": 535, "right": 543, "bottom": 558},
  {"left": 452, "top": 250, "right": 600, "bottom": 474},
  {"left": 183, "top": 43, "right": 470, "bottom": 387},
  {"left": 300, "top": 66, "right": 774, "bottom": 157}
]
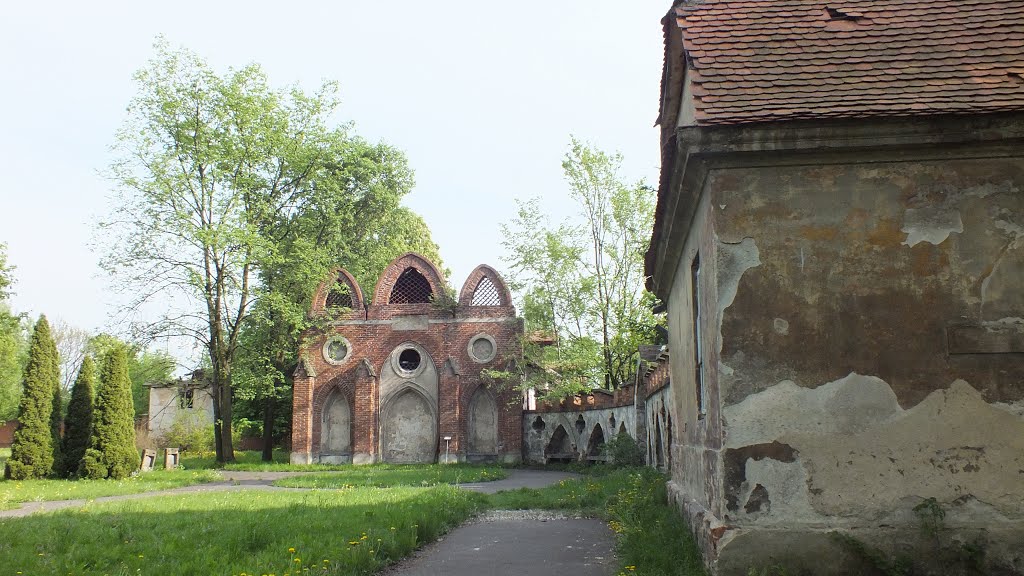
[
  {"left": 294, "top": 558, "right": 301, "bottom": 563},
  {"left": 288, "top": 547, "right": 296, "bottom": 554}
]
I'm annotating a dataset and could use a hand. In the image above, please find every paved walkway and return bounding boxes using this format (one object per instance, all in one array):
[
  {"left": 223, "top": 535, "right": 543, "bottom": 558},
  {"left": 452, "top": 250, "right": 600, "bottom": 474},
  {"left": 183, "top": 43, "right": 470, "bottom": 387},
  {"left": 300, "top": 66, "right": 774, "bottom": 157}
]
[{"left": 384, "top": 511, "right": 617, "bottom": 576}]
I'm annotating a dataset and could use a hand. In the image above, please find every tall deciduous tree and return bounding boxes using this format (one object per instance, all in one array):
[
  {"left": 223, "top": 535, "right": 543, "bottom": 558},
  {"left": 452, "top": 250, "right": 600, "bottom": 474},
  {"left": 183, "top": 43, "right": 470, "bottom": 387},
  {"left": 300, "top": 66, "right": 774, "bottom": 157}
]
[
  {"left": 81, "top": 348, "right": 137, "bottom": 479},
  {"left": 502, "top": 138, "right": 660, "bottom": 395},
  {"left": 51, "top": 319, "right": 92, "bottom": 395},
  {"left": 0, "top": 243, "right": 13, "bottom": 301},
  {"left": 0, "top": 246, "right": 26, "bottom": 421},
  {"left": 61, "top": 355, "right": 95, "bottom": 477},
  {"left": 233, "top": 142, "right": 444, "bottom": 460},
  {"left": 102, "top": 40, "right": 362, "bottom": 462},
  {"left": 5, "top": 316, "right": 59, "bottom": 479}
]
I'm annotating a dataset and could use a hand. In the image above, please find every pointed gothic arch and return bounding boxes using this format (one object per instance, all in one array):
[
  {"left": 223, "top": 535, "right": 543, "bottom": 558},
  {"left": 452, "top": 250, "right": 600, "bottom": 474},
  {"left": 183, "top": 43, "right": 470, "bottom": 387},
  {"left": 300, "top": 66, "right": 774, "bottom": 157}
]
[
  {"left": 310, "top": 268, "right": 364, "bottom": 317},
  {"left": 372, "top": 252, "right": 447, "bottom": 307},
  {"left": 458, "top": 265, "right": 513, "bottom": 307},
  {"left": 466, "top": 385, "right": 498, "bottom": 458}
]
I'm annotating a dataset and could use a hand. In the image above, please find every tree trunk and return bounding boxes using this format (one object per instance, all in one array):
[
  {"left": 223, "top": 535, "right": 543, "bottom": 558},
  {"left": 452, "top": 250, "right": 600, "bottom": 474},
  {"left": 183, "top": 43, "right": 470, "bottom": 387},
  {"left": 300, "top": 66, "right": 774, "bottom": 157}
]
[{"left": 261, "top": 392, "right": 274, "bottom": 462}]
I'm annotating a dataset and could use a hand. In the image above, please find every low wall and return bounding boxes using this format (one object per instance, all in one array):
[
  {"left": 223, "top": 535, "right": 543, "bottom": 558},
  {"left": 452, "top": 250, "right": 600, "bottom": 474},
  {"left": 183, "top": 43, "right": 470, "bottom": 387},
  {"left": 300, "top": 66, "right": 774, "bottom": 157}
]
[{"left": 523, "top": 355, "right": 673, "bottom": 465}]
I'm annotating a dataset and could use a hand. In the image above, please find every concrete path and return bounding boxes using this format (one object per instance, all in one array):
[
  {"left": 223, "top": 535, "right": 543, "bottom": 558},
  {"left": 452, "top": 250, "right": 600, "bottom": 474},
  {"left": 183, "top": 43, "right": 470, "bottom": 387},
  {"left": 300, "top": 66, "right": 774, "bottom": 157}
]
[
  {"left": 384, "top": 511, "right": 617, "bottom": 576},
  {"left": 457, "top": 469, "right": 580, "bottom": 493}
]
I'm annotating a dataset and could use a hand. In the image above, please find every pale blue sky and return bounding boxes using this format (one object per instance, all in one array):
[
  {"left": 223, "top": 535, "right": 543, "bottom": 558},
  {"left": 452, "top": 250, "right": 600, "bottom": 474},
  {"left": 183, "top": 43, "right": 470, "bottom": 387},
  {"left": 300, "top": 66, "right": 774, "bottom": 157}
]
[{"left": 0, "top": 1, "right": 669, "bottom": 359}]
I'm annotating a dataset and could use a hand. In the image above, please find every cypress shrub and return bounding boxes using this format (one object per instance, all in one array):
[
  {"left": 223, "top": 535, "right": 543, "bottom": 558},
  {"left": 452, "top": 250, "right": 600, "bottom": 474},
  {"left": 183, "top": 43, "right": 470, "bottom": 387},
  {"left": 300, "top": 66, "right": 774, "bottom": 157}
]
[
  {"left": 81, "top": 347, "right": 137, "bottom": 479},
  {"left": 61, "top": 356, "right": 95, "bottom": 477},
  {"left": 49, "top": 355, "right": 63, "bottom": 476},
  {"left": 4, "top": 316, "right": 58, "bottom": 479}
]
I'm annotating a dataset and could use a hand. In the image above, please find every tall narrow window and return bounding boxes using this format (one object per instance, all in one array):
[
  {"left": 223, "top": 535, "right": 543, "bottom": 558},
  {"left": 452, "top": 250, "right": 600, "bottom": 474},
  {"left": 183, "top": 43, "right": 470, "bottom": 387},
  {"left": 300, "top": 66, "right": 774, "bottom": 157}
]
[{"left": 691, "top": 254, "right": 705, "bottom": 417}]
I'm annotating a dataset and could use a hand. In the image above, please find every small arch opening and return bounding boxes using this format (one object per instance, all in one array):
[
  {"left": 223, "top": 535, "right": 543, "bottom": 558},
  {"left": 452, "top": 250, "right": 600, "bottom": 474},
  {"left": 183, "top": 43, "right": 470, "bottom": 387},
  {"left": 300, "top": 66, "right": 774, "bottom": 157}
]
[
  {"left": 575, "top": 414, "right": 585, "bottom": 435},
  {"left": 326, "top": 280, "right": 353, "bottom": 310},
  {"left": 545, "top": 425, "right": 576, "bottom": 463},
  {"left": 390, "top": 267, "right": 433, "bottom": 304},
  {"left": 532, "top": 416, "right": 546, "bottom": 431},
  {"left": 471, "top": 276, "right": 503, "bottom": 306},
  {"left": 587, "top": 424, "right": 606, "bottom": 460}
]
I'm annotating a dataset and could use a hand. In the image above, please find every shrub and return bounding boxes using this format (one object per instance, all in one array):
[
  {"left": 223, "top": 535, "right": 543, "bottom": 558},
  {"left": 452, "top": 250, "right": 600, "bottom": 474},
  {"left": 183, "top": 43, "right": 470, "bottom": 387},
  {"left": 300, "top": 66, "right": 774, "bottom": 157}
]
[
  {"left": 603, "top": 431, "right": 644, "bottom": 467},
  {"left": 165, "top": 409, "right": 214, "bottom": 453},
  {"left": 61, "top": 356, "right": 95, "bottom": 477},
  {"left": 81, "top": 347, "right": 138, "bottom": 479},
  {"left": 5, "top": 316, "right": 58, "bottom": 479}
]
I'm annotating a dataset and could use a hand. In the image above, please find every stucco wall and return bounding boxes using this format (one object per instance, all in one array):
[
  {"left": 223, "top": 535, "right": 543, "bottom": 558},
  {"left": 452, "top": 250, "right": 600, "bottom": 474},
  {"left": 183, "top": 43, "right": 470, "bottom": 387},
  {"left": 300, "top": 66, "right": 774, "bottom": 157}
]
[
  {"left": 664, "top": 150, "right": 1024, "bottom": 574},
  {"left": 147, "top": 386, "right": 214, "bottom": 441}
]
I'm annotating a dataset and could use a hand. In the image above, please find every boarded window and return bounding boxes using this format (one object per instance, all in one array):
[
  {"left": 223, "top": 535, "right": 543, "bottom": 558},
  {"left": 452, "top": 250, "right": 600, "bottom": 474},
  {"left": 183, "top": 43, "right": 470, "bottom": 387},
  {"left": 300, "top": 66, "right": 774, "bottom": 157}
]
[
  {"left": 389, "top": 268, "right": 433, "bottom": 304},
  {"left": 471, "top": 276, "right": 503, "bottom": 306}
]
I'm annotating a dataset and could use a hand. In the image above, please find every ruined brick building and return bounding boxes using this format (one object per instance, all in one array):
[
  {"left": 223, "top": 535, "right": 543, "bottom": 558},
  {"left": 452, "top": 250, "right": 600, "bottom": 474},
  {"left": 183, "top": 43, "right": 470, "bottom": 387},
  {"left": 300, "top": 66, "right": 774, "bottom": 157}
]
[
  {"left": 646, "top": 2, "right": 1024, "bottom": 574},
  {"left": 290, "top": 253, "right": 523, "bottom": 465}
]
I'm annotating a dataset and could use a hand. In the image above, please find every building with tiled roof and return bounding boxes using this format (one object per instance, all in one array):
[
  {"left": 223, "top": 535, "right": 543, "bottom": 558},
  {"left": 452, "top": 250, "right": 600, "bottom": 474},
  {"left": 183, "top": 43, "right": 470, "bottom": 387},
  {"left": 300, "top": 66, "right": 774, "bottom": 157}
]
[{"left": 646, "top": 2, "right": 1024, "bottom": 574}]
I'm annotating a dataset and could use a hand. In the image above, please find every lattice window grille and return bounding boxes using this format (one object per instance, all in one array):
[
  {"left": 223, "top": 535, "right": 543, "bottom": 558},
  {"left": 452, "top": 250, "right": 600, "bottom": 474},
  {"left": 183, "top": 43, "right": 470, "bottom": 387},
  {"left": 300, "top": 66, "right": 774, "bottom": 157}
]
[
  {"left": 389, "top": 267, "right": 433, "bottom": 304},
  {"left": 326, "top": 280, "right": 353, "bottom": 310},
  {"left": 471, "top": 276, "right": 503, "bottom": 306}
]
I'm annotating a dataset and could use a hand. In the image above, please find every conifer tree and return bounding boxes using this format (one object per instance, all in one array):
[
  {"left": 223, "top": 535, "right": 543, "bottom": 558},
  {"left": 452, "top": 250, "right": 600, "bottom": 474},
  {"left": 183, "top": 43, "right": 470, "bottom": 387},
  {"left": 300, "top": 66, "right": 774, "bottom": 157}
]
[
  {"left": 80, "top": 347, "right": 137, "bottom": 479},
  {"left": 61, "top": 356, "right": 95, "bottom": 477},
  {"left": 49, "top": 354, "right": 62, "bottom": 475},
  {"left": 4, "top": 316, "right": 58, "bottom": 479}
]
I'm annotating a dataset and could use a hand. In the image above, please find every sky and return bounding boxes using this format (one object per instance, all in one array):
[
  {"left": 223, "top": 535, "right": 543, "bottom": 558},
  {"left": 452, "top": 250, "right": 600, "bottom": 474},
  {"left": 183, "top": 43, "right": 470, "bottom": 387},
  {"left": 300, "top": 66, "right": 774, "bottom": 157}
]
[{"left": 0, "top": 1, "right": 669, "bottom": 364}]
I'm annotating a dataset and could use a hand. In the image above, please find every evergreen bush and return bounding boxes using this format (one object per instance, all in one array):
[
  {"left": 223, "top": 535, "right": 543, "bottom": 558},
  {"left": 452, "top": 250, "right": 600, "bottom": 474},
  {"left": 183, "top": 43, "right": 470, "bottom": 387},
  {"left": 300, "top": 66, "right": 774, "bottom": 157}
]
[
  {"left": 61, "top": 356, "right": 95, "bottom": 477},
  {"left": 81, "top": 347, "right": 138, "bottom": 479},
  {"left": 4, "top": 316, "right": 59, "bottom": 479}
]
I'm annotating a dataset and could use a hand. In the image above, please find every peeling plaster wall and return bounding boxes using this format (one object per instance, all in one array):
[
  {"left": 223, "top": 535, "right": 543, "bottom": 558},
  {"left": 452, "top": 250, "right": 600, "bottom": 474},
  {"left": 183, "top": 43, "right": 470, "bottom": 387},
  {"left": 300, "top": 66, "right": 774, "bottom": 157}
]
[{"left": 659, "top": 153, "right": 1024, "bottom": 574}]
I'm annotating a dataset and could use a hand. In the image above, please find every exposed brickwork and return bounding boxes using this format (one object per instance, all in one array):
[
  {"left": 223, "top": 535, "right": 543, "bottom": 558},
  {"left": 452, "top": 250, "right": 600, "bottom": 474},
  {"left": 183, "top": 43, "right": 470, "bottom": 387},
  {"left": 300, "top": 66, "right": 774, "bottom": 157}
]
[
  {"left": 292, "top": 252, "right": 523, "bottom": 463},
  {"left": 0, "top": 420, "right": 17, "bottom": 448},
  {"left": 533, "top": 385, "right": 637, "bottom": 413}
]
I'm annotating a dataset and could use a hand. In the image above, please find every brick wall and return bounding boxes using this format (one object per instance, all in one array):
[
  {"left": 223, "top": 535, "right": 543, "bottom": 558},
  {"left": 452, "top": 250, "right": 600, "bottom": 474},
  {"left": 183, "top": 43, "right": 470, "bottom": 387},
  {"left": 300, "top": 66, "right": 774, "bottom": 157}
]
[
  {"left": 293, "top": 254, "right": 524, "bottom": 464},
  {"left": 0, "top": 420, "right": 17, "bottom": 447}
]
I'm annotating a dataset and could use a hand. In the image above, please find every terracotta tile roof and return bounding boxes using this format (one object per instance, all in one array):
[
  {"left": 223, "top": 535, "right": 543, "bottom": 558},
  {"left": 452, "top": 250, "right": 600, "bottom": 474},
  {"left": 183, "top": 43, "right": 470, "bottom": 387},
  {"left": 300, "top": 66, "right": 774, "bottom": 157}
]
[{"left": 672, "top": 0, "right": 1024, "bottom": 125}]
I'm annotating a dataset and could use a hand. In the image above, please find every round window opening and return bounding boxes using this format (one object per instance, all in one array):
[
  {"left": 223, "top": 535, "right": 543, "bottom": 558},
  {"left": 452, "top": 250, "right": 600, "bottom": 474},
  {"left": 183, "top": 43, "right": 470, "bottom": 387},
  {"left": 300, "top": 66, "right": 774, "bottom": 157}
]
[
  {"left": 322, "top": 336, "right": 351, "bottom": 365},
  {"left": 398, "top": 348, "right": 421, "bottom": 372},
  {"left": 468, "top": 334, "right": 497, "bottom": 363}
]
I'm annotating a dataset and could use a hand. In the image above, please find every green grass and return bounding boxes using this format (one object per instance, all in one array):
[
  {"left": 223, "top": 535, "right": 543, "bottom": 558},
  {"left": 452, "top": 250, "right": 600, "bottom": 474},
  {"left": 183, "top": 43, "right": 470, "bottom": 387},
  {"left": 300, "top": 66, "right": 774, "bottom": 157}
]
[
  {"left": 487, "top": 467, "right": 708, "bottom": 576},
  {"left": 273, "top": 465, "right": 507, "bottom": 489},
  {"left": 0, "top": 485, "right": 484, "bottom": 575},
  {"left": 0, "top": 469, "right": 221, "bottom": 510}
]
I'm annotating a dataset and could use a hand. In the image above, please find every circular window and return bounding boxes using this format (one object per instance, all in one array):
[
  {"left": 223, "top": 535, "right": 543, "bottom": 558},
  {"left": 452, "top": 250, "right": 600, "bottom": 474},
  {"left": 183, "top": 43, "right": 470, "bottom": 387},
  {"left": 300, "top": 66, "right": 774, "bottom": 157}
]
[
  {"left": 468, "top": 334, "right": 497, "bottom": 363},
  {"left": 322, "top": 336, "right": 352, "bottom": 365},
  {"left": 398, "top": 348, "right": 421, "bottom": 372}
]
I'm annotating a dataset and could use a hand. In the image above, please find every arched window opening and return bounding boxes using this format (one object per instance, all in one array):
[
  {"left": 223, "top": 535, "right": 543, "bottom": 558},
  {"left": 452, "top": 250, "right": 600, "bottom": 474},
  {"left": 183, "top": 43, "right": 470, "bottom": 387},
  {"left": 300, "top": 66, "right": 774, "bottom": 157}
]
[
  {"left": 389, "top": 267, "right": 433, "bottom": 304},
  {"left": 471, "top": 276, "right": 503, "bottom": 306},
  {"left": 545, "top": 425, "right": 576, "bottom": 463},
  {"left": 326, "top": 280, "right": 353, "bottom": 310},
  {"left": 587, "top": 424, "right": 606, "bottom": 460}
]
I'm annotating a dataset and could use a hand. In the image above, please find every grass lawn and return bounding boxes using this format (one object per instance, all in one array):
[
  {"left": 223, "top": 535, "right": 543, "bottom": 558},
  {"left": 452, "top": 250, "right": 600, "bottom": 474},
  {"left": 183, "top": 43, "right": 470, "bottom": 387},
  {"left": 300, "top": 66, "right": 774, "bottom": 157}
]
[
  {"left": 0, "top": 485, "right": 484, "bottom": 575},
  {"left": 273, "top": 465, "right": 506, "bottom": 488},
  {"left": 0, "top": 469, "right": 221, "bottom": 511}
]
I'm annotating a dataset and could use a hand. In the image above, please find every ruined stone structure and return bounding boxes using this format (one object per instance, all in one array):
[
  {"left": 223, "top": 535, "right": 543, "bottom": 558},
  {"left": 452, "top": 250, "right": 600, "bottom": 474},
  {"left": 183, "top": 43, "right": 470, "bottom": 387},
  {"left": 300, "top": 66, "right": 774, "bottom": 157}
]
[
  {"left": 523, "top": 346, "right": 674, "bottom": 470},
  {"left": 647, "top": 2, "right": 1024, "bottom": 574},
  {"left": 291, "top": 253, "right": 523, "bottom": 465}
]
